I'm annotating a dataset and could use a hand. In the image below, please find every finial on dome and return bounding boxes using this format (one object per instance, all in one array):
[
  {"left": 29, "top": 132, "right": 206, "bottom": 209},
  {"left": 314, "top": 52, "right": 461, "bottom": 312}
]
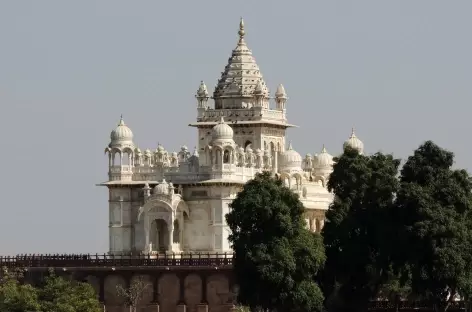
[
  {"left": 118, "top": 114, "right": 125, "bottom": 126},
  {"left": 288, "top": 141, "right": 293, "bottom": 150},
  {"left": 219, "top": 116, "right": 225, "bottom": 123},
  {"left": 321, "top": 144, "right": 327, "bottom": 153},
  {"left": 238, "top": 17, "right": 245, "bottom": 42},
  {"left": 351, "top": 127, "right": 356, "bottom": 137}
]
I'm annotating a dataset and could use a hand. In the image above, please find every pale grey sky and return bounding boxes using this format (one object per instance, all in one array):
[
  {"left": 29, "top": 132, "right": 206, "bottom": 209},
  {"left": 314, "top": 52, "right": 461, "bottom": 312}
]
[{"left": 0, "top": 1, "right": 470, "bottom": 254}]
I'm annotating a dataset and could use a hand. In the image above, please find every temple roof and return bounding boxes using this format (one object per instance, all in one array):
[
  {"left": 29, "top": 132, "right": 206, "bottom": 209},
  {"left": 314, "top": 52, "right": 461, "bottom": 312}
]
[{"left": 213, "top": 18, "right": 269, "bottom": 99}]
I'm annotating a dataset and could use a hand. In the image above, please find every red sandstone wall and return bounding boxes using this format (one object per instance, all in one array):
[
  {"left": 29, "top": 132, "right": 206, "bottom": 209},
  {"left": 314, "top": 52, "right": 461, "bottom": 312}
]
[{"left": 85, "top": 272, "right": 233, "bottom": 312}]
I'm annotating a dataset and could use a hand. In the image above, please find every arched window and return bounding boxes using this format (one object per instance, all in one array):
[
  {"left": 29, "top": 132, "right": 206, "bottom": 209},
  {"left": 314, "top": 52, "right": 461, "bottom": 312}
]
[{"left": 223, "top": 150, "right": 230, "bottom": 164}]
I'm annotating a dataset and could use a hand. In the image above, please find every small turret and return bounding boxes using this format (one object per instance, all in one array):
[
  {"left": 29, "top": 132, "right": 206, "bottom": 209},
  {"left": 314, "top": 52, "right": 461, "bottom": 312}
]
[
  {"left": 275, "top": 84, "right": 287, "bottom": 111},
  {"left": 254, "top": 80, "right": 264, "bottom": 107},
  {"left": 196, "top": 81, "right": 209, "bottom": 108}
]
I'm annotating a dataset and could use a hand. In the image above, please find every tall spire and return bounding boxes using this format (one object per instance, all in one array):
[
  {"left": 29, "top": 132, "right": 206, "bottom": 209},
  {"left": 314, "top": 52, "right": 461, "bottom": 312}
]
[{"left": 213, "top": 18, "right": 269, "bottom": 102}]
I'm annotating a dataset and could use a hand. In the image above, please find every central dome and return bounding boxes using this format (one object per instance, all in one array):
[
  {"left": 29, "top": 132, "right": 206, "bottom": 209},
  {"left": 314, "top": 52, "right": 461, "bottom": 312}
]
[{"left": 212, "top": 117, "right": 234, "bottom": 141}]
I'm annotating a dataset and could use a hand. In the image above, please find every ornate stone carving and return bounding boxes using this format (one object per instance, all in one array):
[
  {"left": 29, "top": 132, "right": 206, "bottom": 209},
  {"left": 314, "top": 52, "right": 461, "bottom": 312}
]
[{"left": 103, "top": 20, "right": 336, "bottom": 255}]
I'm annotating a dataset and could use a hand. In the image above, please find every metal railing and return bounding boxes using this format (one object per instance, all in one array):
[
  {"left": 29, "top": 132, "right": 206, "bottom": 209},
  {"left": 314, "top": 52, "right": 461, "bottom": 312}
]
[{"left": 0, "top": 253, "right": 234, "bottom": 268}]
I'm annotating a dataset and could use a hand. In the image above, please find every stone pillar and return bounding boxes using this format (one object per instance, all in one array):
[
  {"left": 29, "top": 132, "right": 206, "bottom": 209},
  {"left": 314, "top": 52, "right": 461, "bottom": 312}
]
[
  {"left": 225, "top": 305, "right": 237, "bottom": 312},
  {"left": 197, "top": 304, "right": 208, "bottom": 312},
  {"left": 176, "top": 304, "right": 186, "bottom": 312},
  {"left": 319, "top": 219, "right": 325, "bottom": 232},
  {"left": 272, "top": 150, "right": 278, "bottom": 175},
  {"left": 148, "top": 303, "right": 159, "bottom": 312},
  {"left": 98, "top": 275, "right": 105, "bottom": 305},
  {"left": 168, "top": 223, "right": 174, "bottom": 252}
]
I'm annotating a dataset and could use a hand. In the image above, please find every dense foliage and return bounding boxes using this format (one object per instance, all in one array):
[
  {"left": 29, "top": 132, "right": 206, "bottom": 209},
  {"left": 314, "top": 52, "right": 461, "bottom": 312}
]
[
  {"left": 226, "top": 172, "right": 326, "bottom": 312},
  {"left": 321, "top": 141, "right": 472, "bottom": 312},
  {"left": 322, "top": 147, "right": 401, "bottom": 312},
  {"left": 393, "top": 141, "right": 472, "bottom": 312},
  {"left": 0, "top": 267, "right": 101, "bottom": 312},
  {"left": 229, "top": 141, "right": 472, "bottom": 312}
]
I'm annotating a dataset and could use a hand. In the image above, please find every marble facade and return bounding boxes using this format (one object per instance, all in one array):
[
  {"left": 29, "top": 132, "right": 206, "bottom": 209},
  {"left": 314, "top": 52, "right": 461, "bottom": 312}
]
[{"left": 99, "top": 19, "right": 365, "bottom": 256}]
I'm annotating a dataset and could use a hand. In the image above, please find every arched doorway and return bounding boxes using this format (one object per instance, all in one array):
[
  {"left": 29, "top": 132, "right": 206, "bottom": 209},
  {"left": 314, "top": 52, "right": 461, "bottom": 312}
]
[{"left": 150, "top": 219, "right": 169, "bottom": 252}]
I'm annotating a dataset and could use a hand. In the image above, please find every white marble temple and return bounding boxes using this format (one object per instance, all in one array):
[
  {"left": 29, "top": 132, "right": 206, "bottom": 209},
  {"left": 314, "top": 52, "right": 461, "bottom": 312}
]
[{"left": 99, "top": 19, "right": 364, "bottom": 256}]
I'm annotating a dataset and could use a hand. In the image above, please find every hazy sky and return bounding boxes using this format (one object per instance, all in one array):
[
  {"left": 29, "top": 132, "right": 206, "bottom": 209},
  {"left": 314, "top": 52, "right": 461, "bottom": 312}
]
[{"left": 0, "top": 1, "right": 471, "bottom": 254}]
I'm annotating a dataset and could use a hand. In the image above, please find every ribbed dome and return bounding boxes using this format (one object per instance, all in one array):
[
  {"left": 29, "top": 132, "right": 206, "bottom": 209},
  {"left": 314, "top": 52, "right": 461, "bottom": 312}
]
[
  {"left": 280, "top": 143, "right": 302, "bottom": 170},
  {"left": 314, "top": 145, "right": 333, "bottom": 168},
  {"left": 343, "top": 128, "right": 364, "bottom": 154},
  {"left": 154, "top": 179, "right": 169, "bottom": 195},
  {"left": 110, "top": 116, "right": 133, "bottom": 145},
  {"left": 212, "top": 117, "right": 234, "bottom": 141}
]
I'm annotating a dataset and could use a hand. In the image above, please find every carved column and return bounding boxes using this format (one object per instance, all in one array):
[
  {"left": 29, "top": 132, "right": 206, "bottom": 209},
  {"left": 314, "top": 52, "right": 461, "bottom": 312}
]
[
  {"left": 179, "top": 217, "right": 184, "bottom": 250},
  {"left": 144, "top": 217, "right": 150, "bottom": 251},
  {"left": 168, "top": 222, "right": 174, "bottom": 252}
]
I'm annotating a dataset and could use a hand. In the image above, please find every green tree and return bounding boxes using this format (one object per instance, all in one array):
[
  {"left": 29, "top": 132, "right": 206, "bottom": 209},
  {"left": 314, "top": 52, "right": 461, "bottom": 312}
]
[
  {"left": 226, "top": 172, "right": 326, "bottom": 312},
  {"left": 39, "top": 269, "right": 102, "bottom": 312},
  {"left": 394, "top": 141, "right": 472, "bottom": 312},
  {"left": 322, "top": 147, "right": 401, "bottom": 312},
  {"left": 0, "top": 267, "right": 41, "bottom": 312}
]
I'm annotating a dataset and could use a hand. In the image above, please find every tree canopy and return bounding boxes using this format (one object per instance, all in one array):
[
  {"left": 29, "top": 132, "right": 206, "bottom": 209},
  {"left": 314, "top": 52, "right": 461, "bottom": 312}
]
[
  {"left": 0, "top": 268, "right": 40, "bottom": 312},
  {"left": 320, "top": 141, "right": 472, "bottom": 312},
  {"left": 226, "top": 171, "right": 326, "bottom": 312},
  {"left": 322, "top": 146, "right": 401, "bottom": 311},
  {"left": 393, "top": 141, "right": 472, "bottom": 312},
  {"left": 0, "top": 267, "right": 101, "bottom": 312}
]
